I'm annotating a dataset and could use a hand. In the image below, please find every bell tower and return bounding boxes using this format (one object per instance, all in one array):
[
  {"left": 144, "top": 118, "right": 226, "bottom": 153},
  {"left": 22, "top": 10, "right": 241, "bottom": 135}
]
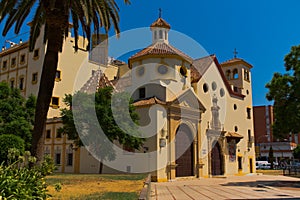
[{"left": 150, "top": 9, "right": 171, "bottom": 44}]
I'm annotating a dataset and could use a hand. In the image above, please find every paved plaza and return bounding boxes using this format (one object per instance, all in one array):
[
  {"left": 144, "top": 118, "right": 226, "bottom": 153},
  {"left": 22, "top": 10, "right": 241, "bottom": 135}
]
[{"left": 151, "top": 174, "right": 300, "bottom": 200}]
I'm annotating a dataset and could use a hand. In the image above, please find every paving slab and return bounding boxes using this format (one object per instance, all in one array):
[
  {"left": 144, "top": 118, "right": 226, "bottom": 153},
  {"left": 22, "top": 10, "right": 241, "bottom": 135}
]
[{"left": 151, "top": 175, "right": 300, "bottom": 200}]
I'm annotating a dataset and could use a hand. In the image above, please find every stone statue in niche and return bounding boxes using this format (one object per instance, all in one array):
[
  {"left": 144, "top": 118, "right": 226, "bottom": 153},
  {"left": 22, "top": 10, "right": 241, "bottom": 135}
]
[{"left": 210, "top": 95, "right": 221, "bottom": 131}]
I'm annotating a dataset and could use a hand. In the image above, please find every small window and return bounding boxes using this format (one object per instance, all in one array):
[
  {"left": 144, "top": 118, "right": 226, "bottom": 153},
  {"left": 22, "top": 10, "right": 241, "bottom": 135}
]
[
  {"left": 10, "top": 79, "right": 15, "bottom": 88},
  {"left": 233, "top": 68, "right": 238, "bottom": 79},
  {"left": 19, "top": 77, "right": 24, "bottom": 90},
  {"left": 55, "top": 153, "right": 61, "bottom": 165},
  {"left": 244, "top": 69, "right": 250, "bottom": 81},
  {"left": 67, "top": 153, "right": 73, "bottom": 166},
  {"left": 137, "top": 66, "right": 145, "bottom": 76},
  {"left": 159, "top": 30, "right": 163, "bottom": 39},
  {"left": 154, "top": 31, "right": 157, "bottom": 40},
  {"left": 32, "top": 72, "right": 38, "bottom": 84},
  {"left": 226, "top": 70, "right": 231, "bottom": 80},
  {"left": 233, "top": 86, "right": 238, "bottom": 93},
  {"left": 11, "top": 57, "right": 16, "bottom": 67},
  {"left": 139, "top": 87, "right": 146, "bottom": 99},
  {"left": 220, "top": 88, "right": 225, "bottom": 97},
  {"left": 51, "top": 97, "right": 59, "bottom": 108},
  {"left": 180, "top": 66, "right": 187, "bottom": 77},
  {"left": 234, "top": 126, "right": 238, "bottom": 132},
  {"left": 233, "top": 104, "right": 237, "bottom": 110},
  {"left": 46, "top": 130, "right": 51, "bottom": 139},
  {"left": 20, "top": 54, "right": 25, "bottom": 64},
  {"left": 56, "top": 129, "right": 62, "bottom": 138},
  {"left": 212, "top": 82, "right": 217, "bottom": 91},
  {"left": 248, "top": 130, "right": 251, "bottom": 142},
  {"left": 55, "top": 70, "right": 61, "bottom": 81},
  {"left": 2, "top": 60, "right": 7, "bottom": 70},
  {"left": 158, "top": 65, "right": 168, "bottom": 75},
  {"left": 203, "top": 83, "right": 209, "bottom": 93},
  {"left": 247, "top": 108, "right": 251, "bottom": 119},
  {"left": 33, "top": 49, "right": 39, "bottom": 59},
  {"left": 238, "top": 156, "right": 242, "bottom": 170},
  {"left": 246, "top": 90, "right": 249, "bottom": 95}
]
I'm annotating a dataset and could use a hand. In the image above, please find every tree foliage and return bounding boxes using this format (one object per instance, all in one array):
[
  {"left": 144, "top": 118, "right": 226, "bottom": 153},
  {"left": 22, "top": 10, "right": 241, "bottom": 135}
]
[
  {"left": 0, "top": 82, "right": 36, "bottom": 150},
  {"left": 60, "top": 86, "right": 144, "bottom": 164},
  {"left": 266, "top": 45, "right": 300, "bottom": 139},
  {"left": 0, "top": 134, "right": 25, "bottom": 164}
]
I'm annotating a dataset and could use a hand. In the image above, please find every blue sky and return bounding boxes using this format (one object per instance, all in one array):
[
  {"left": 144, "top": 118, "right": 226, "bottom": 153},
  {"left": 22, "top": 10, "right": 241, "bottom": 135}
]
[{"left": 1, "top": 0, "right": 299, "bottom": 106}]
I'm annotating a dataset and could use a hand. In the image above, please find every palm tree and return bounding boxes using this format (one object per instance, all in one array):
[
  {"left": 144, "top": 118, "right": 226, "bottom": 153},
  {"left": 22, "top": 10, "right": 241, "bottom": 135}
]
[{"left": 0, "top": 0, "right": 130, "bottom": 161}]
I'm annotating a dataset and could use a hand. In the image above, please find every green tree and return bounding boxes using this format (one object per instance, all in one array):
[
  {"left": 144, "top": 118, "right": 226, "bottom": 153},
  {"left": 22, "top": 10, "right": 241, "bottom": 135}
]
[
  {"left": 0, "top": 134, "right": 25, "bottom": 164},
  {"left": 0, "top": 0, "right": 130, "bottom": 161},
  {"left": 60, "top": 86, "right": 144, "bottom": 173},
  {"left": 0, "top": 82, "right": 36, "bottom": 150},
  {"left": 266, "top": 45, "right": 300, "bottom": 139},
  {"left": 293, "top": 144, "right": 300, "bottom": 159}
]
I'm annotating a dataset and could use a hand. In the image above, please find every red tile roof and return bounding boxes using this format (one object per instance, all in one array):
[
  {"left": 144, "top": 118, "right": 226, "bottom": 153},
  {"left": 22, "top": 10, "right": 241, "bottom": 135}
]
[
  {"left": 80, "top": 70, "right": 115, "bottom": 93},
  {"left": 191, "top": 55, "right": 214, "bottom": 83},
  {"left": 128, "top": 42, "right": 193, "bottom": 67},
  {"left": 221, "top": 58, "right": 253, "bottom": 69},
  {"left": 133, "top": 97, "right": 166, "bottom": 107},
  {"left": 150, "top": 18, "right": 171, "bottom": 29}
]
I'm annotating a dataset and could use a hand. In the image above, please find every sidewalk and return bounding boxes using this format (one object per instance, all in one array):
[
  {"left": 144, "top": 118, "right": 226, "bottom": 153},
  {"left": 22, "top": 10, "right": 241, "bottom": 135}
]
[{"left": 151, "top": 174, "right": 300, "bottom": 200}]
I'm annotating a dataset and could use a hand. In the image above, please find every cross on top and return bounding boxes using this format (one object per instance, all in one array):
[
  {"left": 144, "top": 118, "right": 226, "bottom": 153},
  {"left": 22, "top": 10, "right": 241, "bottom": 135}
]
[
  {"left": 159, "top": 8, "right": 162, "bottom": 18},
  {"left": 233, "top": 48, "right": 238, "bottom": 58}
]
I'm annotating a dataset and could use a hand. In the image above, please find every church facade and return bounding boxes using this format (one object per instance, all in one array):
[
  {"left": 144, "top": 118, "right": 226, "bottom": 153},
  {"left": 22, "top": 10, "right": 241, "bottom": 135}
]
[{"left": 112, "top": 17, "right": 256, "bottom": 181}]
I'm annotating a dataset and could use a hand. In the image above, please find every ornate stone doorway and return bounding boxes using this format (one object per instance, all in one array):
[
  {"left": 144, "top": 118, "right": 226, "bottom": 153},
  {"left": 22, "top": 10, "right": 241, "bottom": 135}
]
[
  {"left": 211, "top": 142, "right": 224, "bottom": 176},
  {"left": 175, "top": 124, "right": 194, "bottom": 177}
]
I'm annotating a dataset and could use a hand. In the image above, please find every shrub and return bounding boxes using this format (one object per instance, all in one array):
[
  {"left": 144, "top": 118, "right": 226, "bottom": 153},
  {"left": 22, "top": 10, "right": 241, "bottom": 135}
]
[
  {"left": 0, "top": 134, "right": 25, "bottom": 164},
  {"left": 0, "top": 149, "right": 55, "bottom": 199}
]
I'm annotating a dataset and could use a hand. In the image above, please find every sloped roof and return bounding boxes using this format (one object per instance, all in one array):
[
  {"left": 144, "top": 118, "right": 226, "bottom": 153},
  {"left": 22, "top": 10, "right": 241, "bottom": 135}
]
[
  {"left": 225, "top": 132, "right": 243, "bottom": 138},
  {"left": 150, "top": 18, "right": 171, "bottom": 29},
  {"left": 128, "top": 42, "right": 193, "bottom": 67},
  {"left": 191, "top": 55, "right": 214, "bottom": 83},
  {"left": 80, "top": 70, "right": 115, "bottom": 94},
  {"left": 133, "top": 96, "right": 166, "bottom": 107},
  {"left": 221, "top": 57, "right": 253, "bottom": 69}
]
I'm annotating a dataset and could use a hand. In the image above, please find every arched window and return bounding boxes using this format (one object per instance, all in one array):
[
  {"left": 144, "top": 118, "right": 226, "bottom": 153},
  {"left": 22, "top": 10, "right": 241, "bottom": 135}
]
[
  {"left": 165, "top": 31, "right": 167, "bottom": 40},
  {"left": 233, "top": 68, "right": 238, "bottom": 79},
  {"left": 159, "top": 30, "right": 163, "bottom": 39},
  {"left": 154, "top": 31, "right": 157, "bottom": 40},
  {"left": 226, "top": 70, "right": 231, "bottom": 80}
]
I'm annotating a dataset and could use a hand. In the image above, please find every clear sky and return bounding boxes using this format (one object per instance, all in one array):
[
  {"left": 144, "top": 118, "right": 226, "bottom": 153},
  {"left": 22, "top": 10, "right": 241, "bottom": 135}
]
[{"left": 1, "top": 0, "right": 300, "bottom": 106}]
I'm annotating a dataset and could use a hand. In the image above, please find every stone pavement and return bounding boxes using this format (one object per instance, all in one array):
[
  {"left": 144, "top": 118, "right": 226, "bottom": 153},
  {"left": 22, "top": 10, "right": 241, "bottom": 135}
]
[{"left": 151, "top": 174, "right": 300, "bottom": 200}]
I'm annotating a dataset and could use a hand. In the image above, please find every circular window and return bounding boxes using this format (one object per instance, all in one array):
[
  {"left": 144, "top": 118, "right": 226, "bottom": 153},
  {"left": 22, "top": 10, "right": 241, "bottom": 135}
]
[
  {"left": 137, "top": 66, "right": 145, "bottom": 76},
  {"left": 212, "top": 82, "right": 217, "bottom": 91},
  {"left": 203, "top": 83, "right": 209, "bottom": 93},
  {"left": 246, "top": 90, "right": 249, "bottom": 95},
  {"left": 233, "top": 104, "right": 237, "bottom": 110},
  {"left": 220, "top": 88, "right": 225, "bottom": 97},
  {"left": 234, "top": 126, "right": 238, "bottom": 132},
  {"left": 180, "top": 66, "right": 187, "bottom": 77},
  {"left": 158, "top": 65, "right": 168, "bottom": 75}
]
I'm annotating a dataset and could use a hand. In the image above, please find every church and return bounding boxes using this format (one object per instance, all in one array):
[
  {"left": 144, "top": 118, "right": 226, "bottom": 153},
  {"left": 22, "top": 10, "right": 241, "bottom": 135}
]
[{"left": 84, "top": 16, "right": 256, "bottom": 181}]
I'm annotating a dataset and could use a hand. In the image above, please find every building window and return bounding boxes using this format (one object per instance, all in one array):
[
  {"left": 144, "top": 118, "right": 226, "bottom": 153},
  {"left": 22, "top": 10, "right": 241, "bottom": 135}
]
[
  {"left": 248, "top": 130, "right": 252, "bottom": 142},
  {"left": 32, "top": 73, "right": 38, "bottom": 84},
  {"left": 233, "top": 68, "right": 238, "bottom": 79},
  {"left": 51, "top": 97, "right": 59, "bottom": 108},
  {"left": 238, "top": 156, "right": 242, "bottom": 170},
  {"left": 203, "top": 83, "right": 209, "bottom": 93},
  {"left": 180, "top": 66, "right": 187, "bottom": 77},
  {"left": 139, "top": 87, "right": 145, "bottom": 99},
  {"left": 226, "top": 70, "right": 231, "bottom": 80},
  {"left": 154, "top": 31, "right": 157, "bottom": 40},
  {"left": 159, "top": 30, "right": 163, "bottom": 39},
  {"left": 55, "top": 153, "right": 61, "bottom": 165},
  {"left": 11, "top": 57, "right": 16, "bottom": 67},
  {"left": 233, "top": 86, "right": 238, "bottom": 93},
  {"left": 33, "top": 49, "right": 39, "bottom": 59},
  {"left": 2, "top": 60, "right": 7, "bottom": 70},
  {"left": 56, "top": 129, "right": 62, "bottom": 138},
  {"left": 55, "top": 70, "right": 61, "bottom": 81},
  {"left": 67, "top": 153, "right": 73, "bottom": 166},
  {"left": 247, "top": 108, "right": 251, "bottom": 119},
  {"left": 46, "top": 129, "right": 51, "bottom": 139},
  {"left": 20, "top": 54, "right": 25, "bottom": 64},
  {"left": 158, "top": 65, "right": 168, "bottom": 75},
  {"left": 234, "top": 126, "right": 238, "bottom": 132},
  {"left": 10, "top": 79, "right": 15, "bottom": 88},
  {"left": 244, "top": 69, "right": 250, "bottom": 81},
  {"left": 233, "top": 104, "right": 237, "bottom": 110},
  {"left": 19, "top": 77, "right": 24, "bottom": 90}
]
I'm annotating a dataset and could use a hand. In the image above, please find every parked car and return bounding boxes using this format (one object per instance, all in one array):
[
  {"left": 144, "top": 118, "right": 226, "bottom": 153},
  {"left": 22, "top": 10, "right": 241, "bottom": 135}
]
[{"left": 256, "top": 161, "right": 271, "bottom": 169}]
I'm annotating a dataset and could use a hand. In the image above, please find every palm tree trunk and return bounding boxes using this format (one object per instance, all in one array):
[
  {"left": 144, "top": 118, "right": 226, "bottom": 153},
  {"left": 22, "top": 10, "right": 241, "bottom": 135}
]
[{"left": 31, "top": 21, "right": 64, "bottom": 161}]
